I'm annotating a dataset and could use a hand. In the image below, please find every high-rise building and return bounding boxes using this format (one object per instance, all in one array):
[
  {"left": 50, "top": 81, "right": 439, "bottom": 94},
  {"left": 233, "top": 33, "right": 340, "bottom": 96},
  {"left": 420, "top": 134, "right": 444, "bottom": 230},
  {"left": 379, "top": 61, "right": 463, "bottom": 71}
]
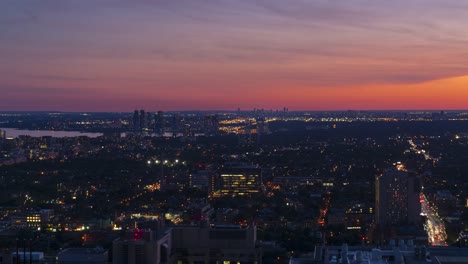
[
  {"left": 375, "top": 167, "right": 421, "bottom": 226},
  {"left": 170, "top": 114, "right": 181, "bottom": 132},
  {"left": 146, "top": 112, "right": 154, "bottom": 129},
  {"left": 139, "top": 110, "right": 146, "bottom": 130},
  {"left": 183, "top": 124, "right": 193, "bottom": 138},
  {"left": 215, "top": 164, "right": 262, "bottom": 196},
  {"left": 255, "top": 117, "right": 269, "bottom": 144},
  {"left": 154, "top": 111, "right": 165, "bottom": 134},
  {"left": 204, "top": 114, "right": 220, "bottom": 135},
  {"left": 132, "top": 110, "right": 140, "bottom": 132},
  {"left": 0, "top": 129, "right": 6, "bottom": 140}
]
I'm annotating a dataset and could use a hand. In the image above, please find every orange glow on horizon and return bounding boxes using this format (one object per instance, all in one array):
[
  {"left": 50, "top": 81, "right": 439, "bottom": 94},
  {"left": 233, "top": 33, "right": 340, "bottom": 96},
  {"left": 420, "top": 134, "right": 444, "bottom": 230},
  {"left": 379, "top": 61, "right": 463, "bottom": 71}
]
[{"left": 254, "top": 75, "right": 468, "bottom": 110}]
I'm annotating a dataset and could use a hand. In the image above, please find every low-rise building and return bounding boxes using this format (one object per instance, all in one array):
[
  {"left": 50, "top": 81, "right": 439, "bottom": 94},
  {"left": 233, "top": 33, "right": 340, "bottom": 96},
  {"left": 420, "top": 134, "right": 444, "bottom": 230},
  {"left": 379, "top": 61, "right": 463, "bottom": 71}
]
[
  {"left": 58, "top": 248, "right": 108, "bottom": 264},
  {"left": 172, "top": 224, "right": 261, "bottom": 264}
]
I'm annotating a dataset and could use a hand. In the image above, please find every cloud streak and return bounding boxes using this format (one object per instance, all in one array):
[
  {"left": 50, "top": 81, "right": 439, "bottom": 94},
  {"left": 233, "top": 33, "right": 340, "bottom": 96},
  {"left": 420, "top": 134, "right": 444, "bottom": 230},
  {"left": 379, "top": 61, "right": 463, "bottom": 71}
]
[{"left": 1, "top": 0, "right": 468, "bottom": 110}]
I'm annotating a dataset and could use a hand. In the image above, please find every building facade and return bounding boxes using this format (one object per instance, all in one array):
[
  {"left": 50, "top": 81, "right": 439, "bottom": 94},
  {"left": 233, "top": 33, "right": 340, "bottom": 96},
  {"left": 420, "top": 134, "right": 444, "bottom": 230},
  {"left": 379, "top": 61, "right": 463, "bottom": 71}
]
[
  {"left": 112, "top": 220, "right": 172, "bottom": 264},
  {"left": 172, "top": 225, "right": 261, "bottom": 264},
  {"left": 375, "top": 167, "right": 421, "bottom": 226},
  {"left": 216, "top": 165, "right": 262, "bottom": 196}
]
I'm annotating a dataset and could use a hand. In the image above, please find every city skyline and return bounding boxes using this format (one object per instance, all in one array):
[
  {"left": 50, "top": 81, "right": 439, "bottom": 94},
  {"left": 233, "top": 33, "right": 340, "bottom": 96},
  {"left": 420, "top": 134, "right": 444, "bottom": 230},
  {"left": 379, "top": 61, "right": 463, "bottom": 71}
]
[{"left": 1, "top": 1, "right": 468, "bottom": 111}]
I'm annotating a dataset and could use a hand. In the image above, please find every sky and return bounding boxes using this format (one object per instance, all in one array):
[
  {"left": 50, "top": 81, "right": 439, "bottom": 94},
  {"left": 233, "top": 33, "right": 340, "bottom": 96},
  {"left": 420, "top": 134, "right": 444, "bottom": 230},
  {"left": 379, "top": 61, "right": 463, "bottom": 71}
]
[{"left": 1, "top": 0, "right": 468, "bottom": 111}]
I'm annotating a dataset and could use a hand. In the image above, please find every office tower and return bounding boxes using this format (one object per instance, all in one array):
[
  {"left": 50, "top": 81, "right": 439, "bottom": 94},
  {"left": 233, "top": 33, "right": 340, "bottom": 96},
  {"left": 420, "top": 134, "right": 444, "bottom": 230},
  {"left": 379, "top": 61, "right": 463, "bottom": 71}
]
[
  {"left": 211, "top": 114, "right": 219, "bottom": 134},
  {"left": 154, "top": 111, "right": 165, "bottom": 133},
  {"left": 139, "top": 109, "right": 146, "bottom": 130},
  {"left": 132, "top": 110, "right": 140, "bottom": 132},
  {"left": 0, "top": 129, "right": 6, "bottom": 140},
  {"left": 171, "top": 114, "right": 181, "bottom": 132},
  {"left": 147, "top": 112, "right": 154, "bottom": 129},
  {"left": 256, "top": 117, "right": 268, "bottom": 144},
  {"left": 204, "top": 114, "right": 220, "bottom": 135},
  {"left": 216, "top": 164, "right": 262, "bottom": 196},
  {"left": 256, "top": 117, "right": 268, "bottom": 135},
  {"left": 375, "top": 167, "right": 421, "bottom": 226}
]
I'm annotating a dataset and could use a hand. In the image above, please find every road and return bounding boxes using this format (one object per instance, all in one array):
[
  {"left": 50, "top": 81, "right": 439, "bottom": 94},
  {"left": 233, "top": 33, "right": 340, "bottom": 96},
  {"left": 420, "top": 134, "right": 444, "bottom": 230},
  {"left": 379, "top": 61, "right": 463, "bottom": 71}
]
[
  {"left": 409, "top": 139, "right": 446, "bottom": 246},
  {"left": 408, "top": 139, "right": 439, "bottom": 162},
  {"left": 421, "top": 193, "right": 448, "bottom": 246}
]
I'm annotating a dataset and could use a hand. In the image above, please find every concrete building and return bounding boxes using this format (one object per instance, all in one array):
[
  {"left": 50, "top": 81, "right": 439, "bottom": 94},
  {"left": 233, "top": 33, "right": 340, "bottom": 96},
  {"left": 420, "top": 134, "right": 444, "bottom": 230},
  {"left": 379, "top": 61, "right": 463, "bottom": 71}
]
[
  {"left": 154, "top": 111, "right": 165, "bottom": 133},
  {"left": 291, "top": 243, "right": 468, "bottom": 264},
  {"left": 172, "top": 225, "right": 261, "bottom": 264},
  {"left": 375, "top": 167, "right": 421, "bottom": 226},
  {"left": 204, "top": 114, "right": 220, "bottom": 135},
  {"left": 11, "top": 252, "right": 44, "bottom": 264},
  {"left": 0, "top": 249, "right": 13, "bottom": 264},
  {"left": 112, "top": 220, "right": 171, "bottom": 264},
  {"left": 132, "top": 110, "right": 140, "bottom": 132},
  {"left": 344, "top": 204, "right": 374, "bottom": 231},
  {"left": 429, "top": 247, "right": 468, "bottom": 264},
  {"left": 58, "top": 248, "right": 108, "bottom": 264},
  {"left": 189, "top": 170, "right": 213, "bottom": 192}
]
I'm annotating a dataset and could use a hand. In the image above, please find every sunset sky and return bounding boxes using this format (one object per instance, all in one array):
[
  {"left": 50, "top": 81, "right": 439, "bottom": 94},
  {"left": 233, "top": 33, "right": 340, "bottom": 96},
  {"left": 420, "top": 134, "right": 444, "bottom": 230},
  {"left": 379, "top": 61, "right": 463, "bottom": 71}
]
[{"left": 1, "top": 0, "right": 468, "bottom": 111}]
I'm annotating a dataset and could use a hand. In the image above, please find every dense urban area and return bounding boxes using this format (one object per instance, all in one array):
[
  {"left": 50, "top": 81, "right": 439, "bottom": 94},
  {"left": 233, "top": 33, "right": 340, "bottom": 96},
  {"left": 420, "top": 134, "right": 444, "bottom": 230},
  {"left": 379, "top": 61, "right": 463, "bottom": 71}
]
[{"left": 1, "top": 110, "right": 468, "bottom": 264}]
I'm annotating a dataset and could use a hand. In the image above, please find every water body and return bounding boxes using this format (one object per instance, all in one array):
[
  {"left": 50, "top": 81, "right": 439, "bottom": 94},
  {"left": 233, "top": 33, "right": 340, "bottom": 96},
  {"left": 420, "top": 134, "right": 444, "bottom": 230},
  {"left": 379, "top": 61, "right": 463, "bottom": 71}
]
[{"left": 0, "top": 128, "right": 103, "bottom": 138}]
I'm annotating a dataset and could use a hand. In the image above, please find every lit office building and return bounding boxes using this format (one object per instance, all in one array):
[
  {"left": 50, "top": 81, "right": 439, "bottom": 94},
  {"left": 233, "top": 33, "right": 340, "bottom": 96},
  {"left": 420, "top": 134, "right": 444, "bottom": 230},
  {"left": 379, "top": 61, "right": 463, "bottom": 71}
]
[{"left": 216, "top": 165, "right": 262, "bottom": 196}]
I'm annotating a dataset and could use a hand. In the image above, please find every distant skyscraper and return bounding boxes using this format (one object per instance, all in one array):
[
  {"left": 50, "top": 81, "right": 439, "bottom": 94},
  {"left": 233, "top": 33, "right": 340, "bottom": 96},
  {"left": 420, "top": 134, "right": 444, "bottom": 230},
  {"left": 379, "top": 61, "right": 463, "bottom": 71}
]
[
  {"left": 154, "top": 111, "right": 165, "bottom": 133},
  {"left": 171, "top": 114, "right": 181, "bottom": 132},
  {"left": 256, "top": 117, "right": 269, "bottom": 143},
  {"left": 132, "top": 110, "right": 140, "bottom": 132},
  {"left": 183, "top": 124, "right": 193, "bottom": 137},
  {"left": 256, "top": 117, "right": 268, "bottom": 135},
  {"left": 147, "top": 112, "right": 154, "bottom": 129},
  {"left": 139, "top": 109, "right": 146, "bottom": 130},
  {"left": 204, "top": 114, "right": 220, "bottom": 135},
  {"left": 0, "top": 129, "right": 5, "bottom": 140},
  {"left": 375, "top": 167, "right": 421, "bottom": 226}
]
